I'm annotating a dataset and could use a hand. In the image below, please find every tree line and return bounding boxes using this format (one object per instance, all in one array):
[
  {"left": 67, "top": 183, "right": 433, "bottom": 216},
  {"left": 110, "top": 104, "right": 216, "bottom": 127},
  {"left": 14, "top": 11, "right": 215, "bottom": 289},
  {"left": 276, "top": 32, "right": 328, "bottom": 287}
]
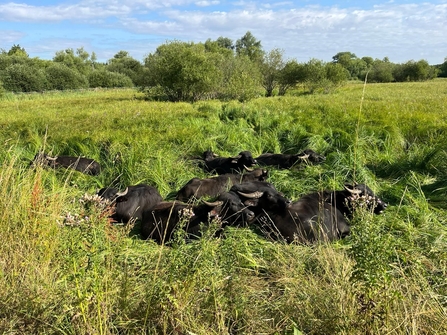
[{"left": 1, "top": 32, "right": 446, "bottom": 101}]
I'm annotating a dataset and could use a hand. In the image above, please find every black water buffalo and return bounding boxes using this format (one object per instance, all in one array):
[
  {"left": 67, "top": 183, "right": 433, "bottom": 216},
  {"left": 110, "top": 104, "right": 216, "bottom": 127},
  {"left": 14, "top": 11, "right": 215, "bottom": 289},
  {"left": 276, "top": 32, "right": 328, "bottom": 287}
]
[
  {"left": 201, "top": 150, "right": 218, "bottom": 161},
  {"left": 255, "top": 149, "right": 326, "bottom": 169},
  {"left": 32, "top": 152, "right": 101, "bottom": 175},
  {"left": 97, "top": 184, "right": 163, "bottom": 224},
  {"left": 141, "top": 189, "right": 257, "bottom": 243},
  {"left": 229, "top": 181, "right": 292, "bottom": 216},
  {"left": 176, "top": 168, "right": 269, "bottom": 202},
  {"left": 202, "top": 151, "right": 257, "bottom": 174},
  {"left": 212, "top": 190, "right": 256, "bottom": 227},
  {"left": 140, "top": 200, "right": 223, "bottom": 243},
  {"left": 252, "top": 183, "right": 387, "bottom": 243},
  {"left": 194, "top": 150, "right": 218, "bottom": 169}
]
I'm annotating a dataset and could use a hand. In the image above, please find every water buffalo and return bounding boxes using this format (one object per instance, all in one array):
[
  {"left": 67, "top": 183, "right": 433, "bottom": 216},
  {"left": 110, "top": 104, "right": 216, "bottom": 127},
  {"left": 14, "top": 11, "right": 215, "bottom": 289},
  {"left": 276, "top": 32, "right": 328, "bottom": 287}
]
[
  {"left": 97, "top": 184, "right": 163, "bottom": 224},
  {"left": 31, "top": 152, "right": 101, "bottom": 175},
  {"left": 140, "top": 200, "right": 223, "bottom": 243},
  {"left": 252, "top": 183, "right": 387, "bottom": 244},
  {"left": 255, "top": 149, "right": 326, "bottom": 169},
  {"left": 211, "top": 190, "right": 256, "bottom": 227},
  {"left": 202, "top": 151, "right": 258, "bottom": 174},
  {"left": 201, "top": 150, "right": 218, "bottom": 161},
  {"left": 229, "top": 181, "right": 292, "bottom": 216},
  {"left": 141, "top": 189, "right": 258, "bottom": 243},
  {"left": 176, "top": 168, "right": 269, "bottom": 202}
]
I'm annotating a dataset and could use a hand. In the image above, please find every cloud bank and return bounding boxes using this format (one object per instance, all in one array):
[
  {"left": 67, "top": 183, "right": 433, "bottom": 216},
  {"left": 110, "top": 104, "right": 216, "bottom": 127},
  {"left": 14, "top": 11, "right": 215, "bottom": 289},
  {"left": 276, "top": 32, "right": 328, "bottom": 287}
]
[{"left": 0, "top": 0, "right": 445, "bottom": 64}]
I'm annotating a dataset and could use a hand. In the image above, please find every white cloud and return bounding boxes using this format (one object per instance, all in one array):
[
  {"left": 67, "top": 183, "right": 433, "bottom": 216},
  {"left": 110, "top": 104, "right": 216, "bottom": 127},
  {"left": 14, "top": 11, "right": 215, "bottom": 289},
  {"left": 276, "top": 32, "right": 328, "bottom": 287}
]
[
  {"left": 0, "top": 1, "right": 446, "bottom": 63},
  {"left": 0, "top": 30, "right": 25, "bottom": 45},
  {"left": 195, "top": 1, "right": 220, "bottom": 7},
  {"left": 0, "top": 2, "right": 131, "bottom": 21}
]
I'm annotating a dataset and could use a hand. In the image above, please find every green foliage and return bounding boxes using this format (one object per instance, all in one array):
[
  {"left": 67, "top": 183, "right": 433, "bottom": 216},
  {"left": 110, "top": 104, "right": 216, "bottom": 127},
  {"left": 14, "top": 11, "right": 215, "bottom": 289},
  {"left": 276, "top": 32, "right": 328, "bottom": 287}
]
[
  {"left": 45, "top": 63, "right": 89, "bottom": 90},
  {"left": 277, "top": 59, "right": 304, "bottom": 95},
  {"left": 87, "top": 70, "right": 134, "bottom": 88},
  {"left": 367, "top": 59, "right": 395, "bottom": 83},
  {"left": 394, "top": 59, "right": 438, "bottom": 82},
  {"left": 260, "top": 48, "right": 285, "bottom": 97},
  {"left": 438, "top": 57, "right": 447, "bottom": 77},
  {"left": 0, "top": 80, "right": 4, "bottom": 97},
  {"left": 302, "top": 59, "right": 329, "bottom": 93},
  {"left": 235, "top": 31, "right": 264, "bottom": 64},
  {"left": 332, "top": 51, "right": 368, "bottom": 79},
  {"left": 216, "top": 36, "right": 234, "bottom": 50},
  {"left": 5, "top": 44, "right": 29, "bottom": 57},
  {"left": 1, "top": 63, "right": 48, "bottom": 92},
  {"left": 106, "top": 51, "right": 144, "bottom": 86},
  {"left": 53, "top": 47, "right": 97, "bottom": 76},
  {"left": 218, "top": 55, "right": 262, "bottom": 101},
  {"left": 325, "top": 62, "right": 349, "bottom": 87},
  {"left": 204, "top": 38, "right": 234, "bottom": 57},
  {"left": 144, "top": 41, "right": 222, "bottom": 102}
]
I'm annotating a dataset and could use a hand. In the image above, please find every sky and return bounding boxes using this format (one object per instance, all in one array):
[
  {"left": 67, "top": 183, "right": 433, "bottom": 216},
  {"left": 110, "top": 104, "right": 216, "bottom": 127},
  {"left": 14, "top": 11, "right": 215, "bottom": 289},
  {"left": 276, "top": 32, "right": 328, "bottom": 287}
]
[{"left": 0, "top": 0, "right": 446, "bottom": 65}]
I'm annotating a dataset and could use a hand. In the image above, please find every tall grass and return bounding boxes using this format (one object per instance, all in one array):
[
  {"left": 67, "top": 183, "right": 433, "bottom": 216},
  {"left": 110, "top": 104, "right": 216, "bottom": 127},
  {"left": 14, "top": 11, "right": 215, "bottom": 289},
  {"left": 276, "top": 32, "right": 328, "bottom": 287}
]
[{"left": 0, "top": 81, "right": 447, "bottom": 333}]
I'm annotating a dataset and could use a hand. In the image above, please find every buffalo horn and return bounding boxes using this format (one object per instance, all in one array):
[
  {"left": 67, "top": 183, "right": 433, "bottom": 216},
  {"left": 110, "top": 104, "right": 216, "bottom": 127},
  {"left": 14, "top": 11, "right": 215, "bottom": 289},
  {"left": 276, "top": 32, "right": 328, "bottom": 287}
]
[
  {"left": 237, "top": 191, "right": 263, "bottom": 199},
  {"left": 344, "top": 185, "right": 362, "bottom": 195},
  {"left": 202, "top": 200, "right": 224, "bottom": 207},
  {"left": 297, "top": 153, "right": 310, "bottom": 160},
  {"left": 116, "top": 187, "right": 129, "bottom": 197},
  {"left": 243, "top": 165, "right": 254, "bottom": 172}
]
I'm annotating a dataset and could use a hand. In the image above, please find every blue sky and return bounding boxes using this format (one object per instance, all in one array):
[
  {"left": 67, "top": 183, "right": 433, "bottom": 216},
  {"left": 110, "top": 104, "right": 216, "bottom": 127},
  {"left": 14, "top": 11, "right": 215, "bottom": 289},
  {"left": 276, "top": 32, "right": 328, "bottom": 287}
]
[{"left": 1, "top": 0, "right": 446, "bottom": 64}]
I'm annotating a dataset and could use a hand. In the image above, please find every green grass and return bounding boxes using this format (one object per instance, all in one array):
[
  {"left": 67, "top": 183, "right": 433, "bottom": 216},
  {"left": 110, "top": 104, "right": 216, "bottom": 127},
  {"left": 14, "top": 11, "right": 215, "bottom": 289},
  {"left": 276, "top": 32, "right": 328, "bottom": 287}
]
[{"left": 1, "top": 81, "right": 447, "bottom": 334}]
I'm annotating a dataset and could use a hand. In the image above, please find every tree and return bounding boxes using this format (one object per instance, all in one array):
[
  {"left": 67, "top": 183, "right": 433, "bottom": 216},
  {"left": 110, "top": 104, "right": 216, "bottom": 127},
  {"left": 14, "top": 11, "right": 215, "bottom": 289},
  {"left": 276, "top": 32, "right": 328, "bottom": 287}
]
[
  {"left": 394, "top": 59, "right": 437, "bottom": 82},
  {"left": 216, "top": 37, "right": 234, "bottom": 50},
  {"left": 87, "top": 70, "right": 133, "bottom": 88},
  {"left": 204, "top": 38, "right": 234, "bottom": 57},
  {"left": 7, "top": 44, "right": 28, "bottom": 57},
  {"left": 367, "top": 60, "right": 395, "bottom": 83},
  {"left": 1, "top": 63, "right": 47, "bottom": 92},
  {"left": 325, "top": 62, "right": 349, "bottom": 87},
  {"left": 53, "top": 47, "right": 97, "bottom": 75},
  {"left": 217, "top": 55, "right": 262, "bottom": 101},
  {"left": 235, "top": 31, "right": 264, "bottom": 64},
  {"left": 303, "top": 59, "right": 327, "bottom": 93},
  {"left": 45, "top": 63, "right": 89, "bottom": 90},
  {"left": 143, "top": 41, "right": 222, "bottom": 102},
  {"left": 362, "top": 56, "right": 374, "bottom": 68},
  {"left": 0, "top": 79, "right": 5, "bottom": 97},
  {"left": 277, "top": 59, "right": 305, "bottom": 95},
  {"left": 438, "top": 57, "right": 447, "bottom": 77},
  {"left": 332, "top": 51, "right": 367, "bottom": 79},
  {"left": 260, "top": 48, "right": 285, "bottom": 97},
  {"left": 107, "top": 51, "right": 144, "bottom": 86}
]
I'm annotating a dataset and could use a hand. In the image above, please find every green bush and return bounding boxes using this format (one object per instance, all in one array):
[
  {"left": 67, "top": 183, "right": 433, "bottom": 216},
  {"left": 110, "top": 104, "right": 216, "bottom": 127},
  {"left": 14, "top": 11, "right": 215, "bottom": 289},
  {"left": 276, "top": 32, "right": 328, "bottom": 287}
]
[
  {"left": 1, "top": 63, "right": 48, "bottom": 92},
  {"left": 87, "top": 70, "right": 134, "bottom": 88},
  {"left": 45, "top": 63, "right": 89, "bottom": 90}
]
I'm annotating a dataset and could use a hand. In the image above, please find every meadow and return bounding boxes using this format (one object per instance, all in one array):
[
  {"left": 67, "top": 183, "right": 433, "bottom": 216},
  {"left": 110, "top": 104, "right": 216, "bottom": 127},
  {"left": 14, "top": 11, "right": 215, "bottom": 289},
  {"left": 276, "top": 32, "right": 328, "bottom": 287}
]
[{"left": 0, "top": 80, "right": 446, "bottom": 334}]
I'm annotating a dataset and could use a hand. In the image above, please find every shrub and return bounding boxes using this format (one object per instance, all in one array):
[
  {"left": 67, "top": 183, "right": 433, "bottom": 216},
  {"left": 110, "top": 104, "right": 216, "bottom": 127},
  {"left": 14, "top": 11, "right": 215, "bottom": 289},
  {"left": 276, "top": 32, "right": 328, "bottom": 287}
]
[
  {"left": 87, "top": 70, "right": 134, "bottom": 88},
  {"left": 1, "top": 63, "right": 48, "bottom": 92},
  {"left": 45, "top": 63, "right": 88, "bottom": 90}
]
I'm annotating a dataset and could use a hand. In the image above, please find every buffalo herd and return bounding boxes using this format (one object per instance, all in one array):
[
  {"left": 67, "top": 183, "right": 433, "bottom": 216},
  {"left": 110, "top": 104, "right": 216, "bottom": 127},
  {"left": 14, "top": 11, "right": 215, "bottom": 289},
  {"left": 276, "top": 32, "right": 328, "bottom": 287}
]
[{"left": 31, "top": 149, "right": 388, "bottom": 245}]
